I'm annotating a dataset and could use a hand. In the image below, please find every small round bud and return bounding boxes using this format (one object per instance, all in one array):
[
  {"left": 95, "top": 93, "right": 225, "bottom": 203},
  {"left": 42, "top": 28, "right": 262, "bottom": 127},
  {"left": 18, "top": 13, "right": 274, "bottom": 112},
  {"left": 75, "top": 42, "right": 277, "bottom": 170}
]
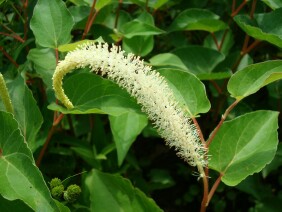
[
  {"left": 51, "top": 185, "right": 64, "bottom": 200},
  {"left": 63, "top": 184, "right": 81, "bottom": 203},
  {"left": 50, "top": 178, "right": 62, "bottom": 189}
]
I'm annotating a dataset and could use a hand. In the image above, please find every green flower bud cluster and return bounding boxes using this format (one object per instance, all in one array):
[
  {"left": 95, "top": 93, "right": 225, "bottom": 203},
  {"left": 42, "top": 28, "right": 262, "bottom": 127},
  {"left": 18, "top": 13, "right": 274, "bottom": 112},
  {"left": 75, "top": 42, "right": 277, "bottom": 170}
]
[{"left": 49, "top": 178, "right": 81, "bottom": 203}]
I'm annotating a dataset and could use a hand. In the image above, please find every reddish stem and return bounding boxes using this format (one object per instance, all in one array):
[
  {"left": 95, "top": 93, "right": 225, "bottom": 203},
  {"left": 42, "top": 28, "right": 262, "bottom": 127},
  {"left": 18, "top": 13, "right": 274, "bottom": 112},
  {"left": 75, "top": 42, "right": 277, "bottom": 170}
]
[
  {"left": 218, "top": 29, "right": 229, "bottom": 51},
  {"left": 231, "top": 0, "right": 247, "bottom": 17},
  {"left": 232, "top": 0, "right": 236, "bottom": 13},
  {"left": 250, "top": 0, "right": 257, "bottom": 19},
  {"left": 36, "top": 113, "right": 64, "bottom": 167},
  {"left": 211, "top": 32, "right": 220, "bottom": 50},
  {"left": 207, "top": 173, "right": 223, "bottom": 205},
  {"left": 207, "top": 99, "right": 240, "bottom": 147},
  {"left": 55, "top": 48, "right": 59, "bottom": 64},
  {"left": 22, "top": 0, "right": 29, "bottom": 40},
  {"left": 0, "top": 32, "right": 25, "bottom": 43},
  {"left": 114, "top": 0, "right": 123, "bottom": 29},
  {"left": 210, "top": 80, "right": 222, "bottom": 94},
  {"left": 0, "top": 46, "right": 19, "bottom": 68},
  {"left": 244, "top": 39, "right": 261, "bottom": 54},
  {"left": 200, "top": 174, "right": 209, "bottom": 212},
  {"left": 82, "top": 0, "right": 97, "bottom": 40},
  {"left": 192, "top": 117, "right": 206, "bottom": 146}
]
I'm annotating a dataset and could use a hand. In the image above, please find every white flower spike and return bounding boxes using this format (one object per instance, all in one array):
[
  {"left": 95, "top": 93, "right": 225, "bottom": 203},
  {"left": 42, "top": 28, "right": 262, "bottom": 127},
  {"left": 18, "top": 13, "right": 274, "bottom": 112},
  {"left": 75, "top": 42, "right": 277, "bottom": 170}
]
[{"left": 53, "top": 42, "right": 207, "bottom": 170}]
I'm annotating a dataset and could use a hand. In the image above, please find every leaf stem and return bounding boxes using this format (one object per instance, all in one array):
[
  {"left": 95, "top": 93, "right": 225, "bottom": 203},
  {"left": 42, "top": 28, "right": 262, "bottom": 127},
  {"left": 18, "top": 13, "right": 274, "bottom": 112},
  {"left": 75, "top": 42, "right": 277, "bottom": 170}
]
[
  {"left": 207, "top": 173, "right": 223, "bottom": 205},
  {"left": 36, "top": 113, "right": 64, "bottom": 167},
  {"left": 250, "top": 0, "right": 257, "bottom": 19},
  {"left": 114, "top": 0, "right": 122, "bottom": 29},
  {"left": 206, "top": 99, "right": 240, "bottom": 147},
  {"left": 231, "top": 0, "right": 247, "bottom": 17},
  {"left": 0, "top": 32, "right": 25, "bottom": 43},
  {"left": 0, "top": 46, "right": 19, "bottom": 68},
  {"left": 211, "top": 32, "right": 220, "bottom": 50},
  {"left": 192, "top": 117, "right": 206, "bottom": 146},
  {"left": 82, "top": 0, "right": 98, "bottom": 40}
]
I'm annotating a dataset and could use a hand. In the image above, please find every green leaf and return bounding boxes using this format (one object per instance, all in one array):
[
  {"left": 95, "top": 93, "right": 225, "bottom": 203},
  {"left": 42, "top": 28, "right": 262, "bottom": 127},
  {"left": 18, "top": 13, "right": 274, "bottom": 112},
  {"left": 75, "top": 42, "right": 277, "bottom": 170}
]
[
  {"left": 261, "top": 0, "right": 282, "bottom": 9},
  {"left": 121, "top": 20, "right": 164, "bottom": 38},
  {"left": 58, "top": 38, "right": 104, "bottom": 52},
  {"left": 209, "top": 110, "right": 279, "bottom": 186},
  {"left": 129, "top": 0, "right": 169, "bottom": 9},
  {"left": 122, "top": 36, "right": 154, "bottom": 56},
  {"left": 158, "top": 69, "right": 210, "bottom": 116},
  {"left": 204, "top": 30, "right": 234, "bottom": 55},
  {"left": 150, "top": 0, "right": 169, "bottom": 9},
  {"left": 0, "top": 195, "right": 32, "bottom": 212},
  {"left": 27, "top": 48, "right": 56, "bottom": 89},
  {"left": 95, "top": 0, "right": 113, "bottom": 10},
  {"left": 85, "top": 169, "right": 163, "bottom": 212},
  {"left": 0, "top": 76, "right": 43, "bottom": 152},
  {"left": 169, "top": 9, "right": 228, "bottom": 32},
  {"left": 30, "top": 0, "right": 74, "bottom": 48},
  {"left": 48, "top": 73, "right": 141, "bottom": 116},
  {"left": 109, "top": 112, "right": 148, "bottom": 166},
  {"left": 149, "top": 53, "right": 189, "bottom": 71},
  {"left": 234, "top": 8, "right": 282, "bottom": 48},
  {"left": 172, "top": 46, "right": 226, "bottom": 80},
  {"left": 0, "top": 111, "right": 60, "bottom": 211},
  {"left": 227, "top": 60, "right": 282, "bottom": 100},
  {"left": 262, "top": 143, "right": 282, "bottom": 177}
]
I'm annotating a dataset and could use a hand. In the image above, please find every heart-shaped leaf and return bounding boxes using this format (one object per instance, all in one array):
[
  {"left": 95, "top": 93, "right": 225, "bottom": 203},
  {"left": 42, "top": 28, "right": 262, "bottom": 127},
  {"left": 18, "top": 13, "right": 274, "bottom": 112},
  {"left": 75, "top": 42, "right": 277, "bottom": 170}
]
[
  {"left": 172, "top": 46, "right": 226, "bottom": 79},
  {"left": 48, "top": 73, "right": 141, "bottom": 116},
  {"left": 227, "top": 60, "right": 282, "bottom": 100},
  {"left": 169, "top": 8, "right": 228, "bottom": 32},
  {"left": 261, "top": 0, "right": 282, "bottom": 9},
  {"left": 85, "top": 169, "right": 163, "bottom": 212},
  {"left": 30, "top": 0, "right": 74, "bottom": 48},
  {"left": 27, "top": 48, "right": 56, "bottom": 89},
  {"left": 0, "top": 76, "right": 43, "bottom": 152},
  {"left": 0, "top": 111, "right": 60, "bottom": 211},
  {"left": 234, "top": 8, "right": 282, "bottom": 48},
  {"left": 121, "top": 20, "right": 165, "bottom": 38},
  {"left": 109, "top": 112, "right": 148, "bottom": 166},
  {"left": 149, "top": 53, "right": 189, "bottom": 71},
  {"left": 209, "top": 110, "right": 279, "bottom": 186},
  {"left": 158, "top": 69, "right": 210, "bottom": 116}
]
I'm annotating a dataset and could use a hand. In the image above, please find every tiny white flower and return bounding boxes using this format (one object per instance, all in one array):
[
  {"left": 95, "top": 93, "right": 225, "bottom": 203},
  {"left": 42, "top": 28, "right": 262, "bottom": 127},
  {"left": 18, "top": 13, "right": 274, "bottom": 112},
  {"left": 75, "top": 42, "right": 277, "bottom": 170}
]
[{"left": 53, "top": 42, "right": 207, "bottom": 168}]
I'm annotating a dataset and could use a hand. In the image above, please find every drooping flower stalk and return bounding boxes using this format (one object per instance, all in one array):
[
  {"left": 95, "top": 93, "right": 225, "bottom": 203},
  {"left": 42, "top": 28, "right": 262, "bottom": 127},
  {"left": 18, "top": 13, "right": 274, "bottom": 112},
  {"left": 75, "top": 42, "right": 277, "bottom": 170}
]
[
  {"left": 0, "top": 73, "right": 14, "bottom": 114},
  {"left": 53, "top": 42, "right": 207, "bottom": 171}
]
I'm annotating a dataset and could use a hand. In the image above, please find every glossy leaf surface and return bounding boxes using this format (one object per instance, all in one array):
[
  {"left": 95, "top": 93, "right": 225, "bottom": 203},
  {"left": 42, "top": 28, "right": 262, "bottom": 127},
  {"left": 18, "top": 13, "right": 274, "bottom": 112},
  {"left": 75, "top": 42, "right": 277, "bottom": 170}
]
[
  {"left": 0, "top": 112, "right": 59, "bottom": 211},
  {"left": 109, "top": 112, "right": 148, "bottom": 166},
  {"left": 48, "top": 73, "right": 141, "bottom": 115},
  {"left": 158, "top": 69, "right": 210, "bottom": 116},
  {"left": 169, "top": 9, "right": 228, "bottom": 32},
  {"left": 30, "top": 0, "right": 74, "bottom": 48},
  {"left": 227, "top": 61, "right": 282, "bottom": 100},
  {"left": 234, "top": 8, "right": 282, "bottom": 48},
  {"left": 85, "top": 169, "right": 163, "bottom": 212},
  {"left": 209, "top": 111, "right": 279, "bottom": 186}
]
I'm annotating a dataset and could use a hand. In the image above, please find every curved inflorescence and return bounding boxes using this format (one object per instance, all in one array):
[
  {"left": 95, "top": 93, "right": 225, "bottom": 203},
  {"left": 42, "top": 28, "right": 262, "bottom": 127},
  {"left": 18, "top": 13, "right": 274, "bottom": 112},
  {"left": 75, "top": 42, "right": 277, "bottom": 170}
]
[{"left": 53, "top": 42, "right": 207, "bottom": 169}]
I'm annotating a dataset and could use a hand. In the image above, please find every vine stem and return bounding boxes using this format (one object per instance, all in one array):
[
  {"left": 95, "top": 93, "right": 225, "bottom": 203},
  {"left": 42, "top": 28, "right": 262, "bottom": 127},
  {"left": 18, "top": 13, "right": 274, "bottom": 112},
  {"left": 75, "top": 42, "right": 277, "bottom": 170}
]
[
  {"left": 36, "top": 48, "right": 63, "bottom": 167},
  {"left": 231, "top": 0, "right": 247, "bottom": 17},
  {"left": 114, "top": 0, "right": 122, "bottom": 29},
  {"left": 36, "top": 113, "right": 64, "bottom": 167},
  {"left": 0, "top": 32, "right": 25, "bottom": 43},
  {"left": 207, "top": 173, "right": 223, "bottom": 205},
  {"left": 206, "top": 99, "right": 240, "bottom": 147},
  {"left": 200, "top": 166, "right": 209, "bottom": 212},
  {"left": 22, "top": 0, "right": 29, "bottom": 40},
  {"left": 0, "top": 46, "right": 19, "bottom": 68},
  {"left": 82, "top": 0, "right": 98, "bottom": 40}
]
